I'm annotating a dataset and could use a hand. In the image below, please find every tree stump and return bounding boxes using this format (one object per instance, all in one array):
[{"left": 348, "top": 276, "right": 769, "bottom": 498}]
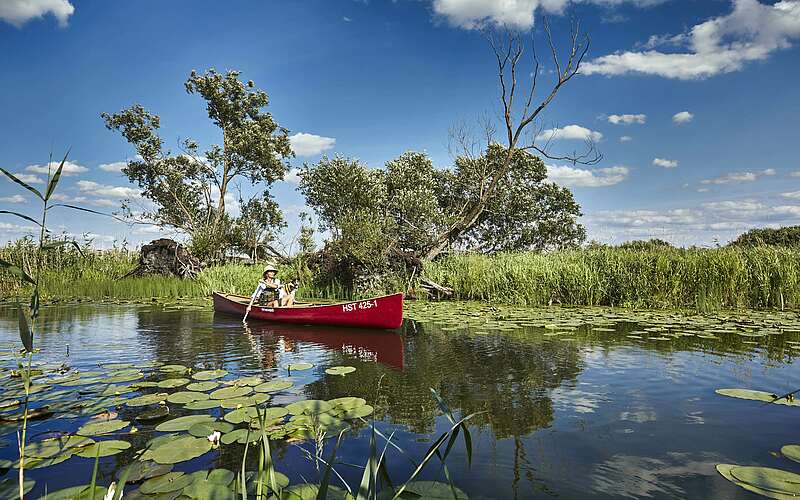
[{"left": 125, "top": 238, "right": 202, "bottom": 279}]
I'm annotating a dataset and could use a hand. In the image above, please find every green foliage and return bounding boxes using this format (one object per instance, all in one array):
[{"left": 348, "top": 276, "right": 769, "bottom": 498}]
[
  {"left": 617, "top": 239, "right": 674, "bottom": 250},
  {"left": 729, "top": 226, "right": 800, "bottom": 247},
  {"left": 101, "top": 69, "right": 291, "bottom": 261},
  {"left": 424, "top": 246, "right": 800, "bottom": 310}
]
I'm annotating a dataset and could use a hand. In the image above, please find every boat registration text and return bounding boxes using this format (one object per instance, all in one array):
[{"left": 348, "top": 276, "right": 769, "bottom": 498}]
[{"left": 342, "top": 300, "right": 378, "bottom": 312}]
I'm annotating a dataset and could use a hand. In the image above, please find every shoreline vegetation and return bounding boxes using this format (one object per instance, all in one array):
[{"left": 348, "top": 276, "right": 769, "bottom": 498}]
[{"left": 1, "top": 243, "right": 797, "bottom": 312}]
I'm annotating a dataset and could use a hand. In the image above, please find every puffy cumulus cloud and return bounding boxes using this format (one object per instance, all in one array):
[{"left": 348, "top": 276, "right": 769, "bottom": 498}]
[
  {"left": 672, "top": 111, "right": 694, "bottom": 124},
  {"left": 653, "top": 158, "right": 678, "bottom": 168},
  {"left": 619, "top": 135, "right": 633, "bottom": 142},
  {"left": 583, "top": 0, "right": 800, "bottom": 80},
  {"left": 546, "top": 164, "right": 629, "bottom": 187},
  {"left": 0, "top": 0, "right": 74, "bottom": 27},
  {"left": 6, "top": 173, "right": 43, "bottom": 184},
  {"left": 76, "top": 180, "right": 141, "bottom": 199},
  {"left": 431, "top": 0, "right": 666, "bottom": 29},
  {"left": 536, "top": 124, "right": 603, "bottom": 142},
  {"left": 782, "top": 190, "right": 800, "bottom": 199},
  {"left": 289, "top": 133, "right": 336, "bottom": 157},
  {"left": 608, "top": 114, "right": 646, "bottom": 125},
  {"left": 98, "top": 161, "right": 127, "bottom": 173},
  {"left": 0, "top": 194, "right": 26, "bottom": 204},
  {"left": 26, "top": 160, "right": 88, "bottom": 176}
]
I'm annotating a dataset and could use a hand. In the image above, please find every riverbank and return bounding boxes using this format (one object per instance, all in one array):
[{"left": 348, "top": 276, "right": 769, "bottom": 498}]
[{"left": 1, "top": 245, "right": 798, "bottom": 311}]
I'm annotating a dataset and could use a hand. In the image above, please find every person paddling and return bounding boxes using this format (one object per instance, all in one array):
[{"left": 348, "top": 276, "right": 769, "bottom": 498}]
[{"left": 245, "top": 264, "right": 296, "bottom": 320}]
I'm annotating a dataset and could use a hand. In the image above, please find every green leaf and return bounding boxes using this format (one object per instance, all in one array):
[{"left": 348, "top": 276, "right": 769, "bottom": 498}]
[
  {"left": 18, "top": 306, "right": 33, "bottom": 352},
  {"left": 45, "top": 150, "right": 70, "bottom": 200},
  {"left": 42, "top": 239, "right": 86, "bottom": 257},
  {"left": 0, "top": 166, "right": 43, "bottom": 200},
  {"left": 30, "top": 288, "right": 40, "bottom": 319},
  {"left": 0, "top": 259, "right": 35, "bottom": 285},
  {"left": 0, "top": 210, "right": 42, "bottom": 227}
]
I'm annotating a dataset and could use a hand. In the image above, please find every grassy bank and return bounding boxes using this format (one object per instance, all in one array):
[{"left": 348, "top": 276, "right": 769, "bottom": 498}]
[
  {"left": 2, "top": 243, "right": 799, "bottom": 310},
  {"left": 424, "top": 246, "right": 799, "bottom": 310}
]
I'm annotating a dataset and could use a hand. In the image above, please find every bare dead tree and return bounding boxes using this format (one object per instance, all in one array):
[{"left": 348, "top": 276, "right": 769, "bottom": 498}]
[{"left": 423, "top": 18, "right": 600, "bottom": 261}]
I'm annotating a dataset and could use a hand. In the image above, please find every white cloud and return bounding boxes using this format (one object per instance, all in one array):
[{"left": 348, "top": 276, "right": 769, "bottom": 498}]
[
  {"left": 431, "top": 0, "right": 666, "bottom": 29},
  {"left": 761, "top": 168, "right": 776, "bottom": 176},
  {"left": 289, "top": 133, "right": 336, "bottom": 157},
  {"left": 608, "top": 114, "right": 646, "bottom": 125},
  {"left": 0, "top": 195, "right": 26, "bottom": 204},
  {"left": 98, "top": 161, "right": 127, "bottom": 173},
  {"left": 546, "top": 164, "right": 629, "bottom": 187},
  {"left": 700, "top": 171, "right": 757, "bottom": 184},
  {"left": 702, "top": 199, "right": 766, "bottom": 212},
  {"left": 284, "top": 168, "right": 302, "bottom": 184},
  {"left": 619, "top": 135, "right": 633, "bottom": 142},
  {"left": 26, "top": 160, "right": 88, "bottom": 176},
  {"left": 6, "top": 173, "right": 44, "bottom": 184},
  {"left": 791, "top": 171, "right": 800, "bottom": 177},
  {"left": 76, "top": 180, "right": 140, "bottom": 199},
  {"left": 782, "top": 190, "right": 800, "bottom": 199},
  {"left": 653, "top": 158, "right": 678, "bottom": 168},
  {"left": 0, "top": 0, "right": 74, "bottom": 27},
  {"left": 672, "top": 111, "right": 694, "bottom": 124},
  {"left": 536, "top": 124, "right": 603, "bottom": 142},
  {"left": 583, "top": 0, "right": 800, "bottom": 80}
]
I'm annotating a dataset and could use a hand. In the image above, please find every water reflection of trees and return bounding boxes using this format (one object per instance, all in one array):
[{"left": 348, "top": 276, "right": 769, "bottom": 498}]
[{"left": 306, "top": 321, "right": 583, "bottom": 439}]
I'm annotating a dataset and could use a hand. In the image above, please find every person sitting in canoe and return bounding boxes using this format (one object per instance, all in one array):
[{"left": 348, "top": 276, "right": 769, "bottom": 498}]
[{"left": 245, "top": 264, "right": 296, "bottom": 314}]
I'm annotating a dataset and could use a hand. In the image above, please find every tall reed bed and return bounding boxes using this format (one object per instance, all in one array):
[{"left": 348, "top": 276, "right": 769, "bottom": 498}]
[{"left": 424, "top": 246, "right": 800, "bottom": 310}]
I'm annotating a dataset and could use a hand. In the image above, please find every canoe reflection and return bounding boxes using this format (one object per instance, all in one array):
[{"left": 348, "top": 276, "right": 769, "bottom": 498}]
[{"left": 238, "top": 320, "right": 405, "bottom": 371}]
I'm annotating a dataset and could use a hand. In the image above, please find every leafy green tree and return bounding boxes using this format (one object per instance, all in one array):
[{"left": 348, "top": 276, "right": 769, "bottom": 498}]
[
  {"left": 445, "top": 144, "right": 585, "bottom": 252},
  {"left": 101, "top": 69, "right": 292, "bottom": 260},
  {"left": 618, "top": 239, "right": 674, "bottom": 250},
  {"left": 729, "top": 226, "right": 800, "bottom": 247},
  {"left": 230, "top": 192, "right": 286, "bottom": 261}
]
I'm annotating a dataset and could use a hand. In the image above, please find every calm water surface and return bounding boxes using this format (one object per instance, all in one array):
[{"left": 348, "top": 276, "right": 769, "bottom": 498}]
[{"left": 1, "top": 302, "right": 800, "bottom": 499}]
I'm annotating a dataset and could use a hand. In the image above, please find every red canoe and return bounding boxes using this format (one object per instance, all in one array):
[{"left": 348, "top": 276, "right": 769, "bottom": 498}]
[{"left": 212, "top": 291, "right": 404, "bottom": 329}]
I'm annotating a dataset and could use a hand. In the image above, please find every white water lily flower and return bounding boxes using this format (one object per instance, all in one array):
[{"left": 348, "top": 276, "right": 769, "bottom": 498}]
[
  {"left": 104, "top": 482, "right": 121, "bottom": 500},
  {"left": 208, "top": 430, "right": 221, "bottom": 446}
]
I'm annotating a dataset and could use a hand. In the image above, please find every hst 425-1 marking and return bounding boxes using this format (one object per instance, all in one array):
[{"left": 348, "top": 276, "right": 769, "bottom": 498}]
[{"left": 342, "top": 300, "right": 378, "bottom": 313}]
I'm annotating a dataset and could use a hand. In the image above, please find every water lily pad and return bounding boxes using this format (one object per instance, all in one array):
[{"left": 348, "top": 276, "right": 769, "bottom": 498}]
[
  {"left": 325, "top": 366, "right": 356, "bottom": 376},
  {"left": 253, "top": 379, "right": 293, "bottom": 393},
  {"left": 246, "top": 470, "right": 291, "bottom": 494},
  {"left": 220, "top": 394, "right": 269, "bottom": 409},
  {"left": 782, "top": 445, "right": 800, "bottom": 464},
  {"left": 281, "top": 484, "right": 350, "bottom": 499},
  {"left": 210, "top": 386, "right": 252, "bottom": 400},
  {"left": 136, "top": 406, "right": 170, "bottom": 422},
  {"left": 188, "top": 420, "right": 234, "bottom": 438},
  {"left": 75, "top": 439, "right": 131, "bottom": 457},
  {"left": 286, "top": 363, "right": 313, "bottom": 371},
  {"left": 227, "top": 375, "right": 263, "bottom": 386},
  {"left": 167, "top": 391, "right": 210, "bottom": 404},
  {"left": 159, "top": 364, "right": 189, "bottom": 374},
  {"left": 729, "top": 465, "right": 800, "bottom": 494},
  {"left": 77, "top": 419, "right": 129, "bottom": 436},
  {"left": 341, "top": 404, "right": 374, "bottom": 420},
  {"left": 183, "top": 469, "right": 236, "bottom": 500},
  {"left": 27, "top": 435, "right": 94, "bottom": 458},
  {"left": 186, "top": 381, "right": 219, "bottom": 392},
  {"left": 716, "top": 464, "right": 793, "bottom": 499},
  {"left": 224, "top": 407, "right": 259, "bottom": 424},
  {"left": 117, "top": 461, "right": 174, "bottom": 483},
  {"left": 715, "top": 389, "right": 800, "bottom": 406},
  {"left": 45, "top": 485, "right": 107, "bottom": 499},
  {"left": 156, "top": 414, "right": 217, "bottom": 432},
  {"left": 158, "top": 378, "right": 190, "bottom": 389},
  {"left": 329, "top": 397, "right": 367, "bottom": 410},
  {"left": 100, "top": 385, "right": 136, "bottom": 397},
  {"left": 381, "top": 481, "right": 468, "bottom": 499},
  {"left": 286, "top": 400, "right": 332, "bottom": 415},
  {"left": 107, "top": 369, "right": 144, "bottom": 383},
  {"left": 151, "top": 435, "right": 212, "bottom": 464},
  {"left": 127, "top": 393, "right": 169, "bottom": 407},
  {"left": 192, "top": 369, "right": 228, "bottom": 381},
  {"left": 221, "top": 428, "right": 261, "bottom": 445},
  {"left": 140, "top": 471, "right": 194, "bottom": 494},
  {"left": 0, "top": 479, "right": 34, "bottom": 497},
  {"left": 184, "top": 399, "right": 222, "bottom": 410}
]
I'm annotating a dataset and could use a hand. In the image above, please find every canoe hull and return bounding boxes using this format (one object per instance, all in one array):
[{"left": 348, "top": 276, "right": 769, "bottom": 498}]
[{"left": 212, "top": 292, "right": 404, "bottom": 329}]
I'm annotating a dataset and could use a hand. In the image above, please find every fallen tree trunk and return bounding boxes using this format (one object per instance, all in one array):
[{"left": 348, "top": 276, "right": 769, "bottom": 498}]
[
  {"left": 124, "top": 238, "right": 202, "bottom": 279},
  {"left": 419, "top": 278, "right": 453, "bottom": 300}
]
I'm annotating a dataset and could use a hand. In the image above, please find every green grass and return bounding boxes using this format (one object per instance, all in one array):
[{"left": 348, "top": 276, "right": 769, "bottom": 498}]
[
  {"left": 3, "top": 242, "right": 799, "bottom": 310},
  {"left": 423, "top": 246, "right": 800, "bottom": 310}
]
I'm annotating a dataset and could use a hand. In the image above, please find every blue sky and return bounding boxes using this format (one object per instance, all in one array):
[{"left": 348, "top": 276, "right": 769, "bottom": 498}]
[{"left": 1, "top": 0, "right": 799, "bottom": 249}]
